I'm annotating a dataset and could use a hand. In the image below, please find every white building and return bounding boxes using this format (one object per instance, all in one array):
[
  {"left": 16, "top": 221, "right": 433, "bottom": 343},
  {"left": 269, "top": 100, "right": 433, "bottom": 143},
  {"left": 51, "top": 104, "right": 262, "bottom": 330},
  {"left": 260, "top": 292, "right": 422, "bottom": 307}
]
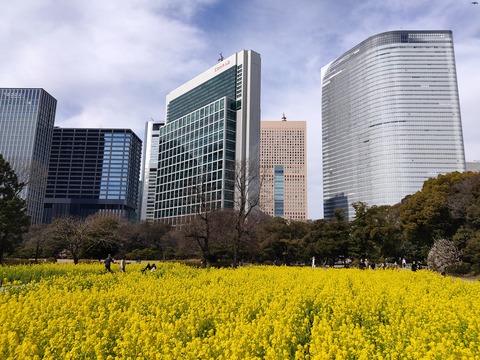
[
  {"left": 321, "top": 31, "right": 466, "bottom": 219},
  {"left": 140, "top": 120, "right": 164, "bottom": 221},
  {"left": 154, "top": 50, "right": 261, "bottom": 224}
]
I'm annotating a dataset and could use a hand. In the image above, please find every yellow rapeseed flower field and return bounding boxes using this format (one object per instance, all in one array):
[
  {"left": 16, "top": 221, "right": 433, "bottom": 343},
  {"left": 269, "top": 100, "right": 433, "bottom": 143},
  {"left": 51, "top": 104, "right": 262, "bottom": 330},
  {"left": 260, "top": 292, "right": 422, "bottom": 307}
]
[{"left": 1, "top": 263, "right": 479, "bottom": 359}]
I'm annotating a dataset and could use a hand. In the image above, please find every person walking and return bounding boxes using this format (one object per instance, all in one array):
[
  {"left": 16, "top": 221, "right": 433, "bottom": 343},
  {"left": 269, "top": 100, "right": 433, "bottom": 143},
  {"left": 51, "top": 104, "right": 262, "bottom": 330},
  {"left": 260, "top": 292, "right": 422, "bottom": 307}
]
[
  {"left": 104, "top": 254, "right": 114, "bottom": 272},
  {"left": 120, "top": 257, "right": 126, "bottom": 272}
]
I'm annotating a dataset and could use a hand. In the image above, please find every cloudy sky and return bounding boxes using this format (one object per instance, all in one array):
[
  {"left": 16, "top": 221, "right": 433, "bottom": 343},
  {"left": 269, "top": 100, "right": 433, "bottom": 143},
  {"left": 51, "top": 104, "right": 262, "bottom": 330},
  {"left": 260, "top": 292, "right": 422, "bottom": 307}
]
[{"left": 1, "top": 0, "right": 479, "bottom": 219}]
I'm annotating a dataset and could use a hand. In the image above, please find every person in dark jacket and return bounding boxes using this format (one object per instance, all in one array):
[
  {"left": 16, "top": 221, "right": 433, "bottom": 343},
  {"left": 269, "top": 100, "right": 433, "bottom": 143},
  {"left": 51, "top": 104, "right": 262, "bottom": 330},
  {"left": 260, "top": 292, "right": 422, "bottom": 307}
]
[
  {"left": 411, "top": 261, "right": 418, "bottom": 272},
  {"left": 104, "top": 254, "right": 114, "bottom": 272}
]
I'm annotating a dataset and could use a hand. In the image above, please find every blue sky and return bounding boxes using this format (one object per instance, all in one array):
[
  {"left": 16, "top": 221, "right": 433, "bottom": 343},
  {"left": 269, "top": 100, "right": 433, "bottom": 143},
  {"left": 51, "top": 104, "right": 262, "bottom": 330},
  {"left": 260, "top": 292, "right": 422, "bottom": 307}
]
[{"left": 1, "top": 0, "right": 479, "bottom": 219}]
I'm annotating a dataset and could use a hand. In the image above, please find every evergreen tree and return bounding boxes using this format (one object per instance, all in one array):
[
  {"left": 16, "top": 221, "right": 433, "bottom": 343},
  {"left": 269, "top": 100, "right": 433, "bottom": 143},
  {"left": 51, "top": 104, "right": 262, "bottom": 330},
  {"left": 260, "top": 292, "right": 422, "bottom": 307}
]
[{"left": 0, "top": 154, "right": 31, "bottom": 263}]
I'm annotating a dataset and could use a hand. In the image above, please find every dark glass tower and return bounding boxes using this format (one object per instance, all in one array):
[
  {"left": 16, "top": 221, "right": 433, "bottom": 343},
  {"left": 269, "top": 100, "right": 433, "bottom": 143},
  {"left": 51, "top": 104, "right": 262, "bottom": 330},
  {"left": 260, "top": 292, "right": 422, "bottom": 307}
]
[
  {"left": 0, "top": 88, "right": 57, "bottom": 224},
  {"left": 43, "top": 128, "right": 142, "bottom": 223}
]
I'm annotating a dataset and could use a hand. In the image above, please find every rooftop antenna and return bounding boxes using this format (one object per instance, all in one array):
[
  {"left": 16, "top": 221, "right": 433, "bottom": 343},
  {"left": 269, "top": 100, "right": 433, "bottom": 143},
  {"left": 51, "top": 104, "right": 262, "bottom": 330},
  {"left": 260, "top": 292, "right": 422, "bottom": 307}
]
[
  {"left": 218, "top": 53, "right": 224, "bottom": 62},
  {"left": 281, "top": 113, "right": 287, "bottom": 121}
]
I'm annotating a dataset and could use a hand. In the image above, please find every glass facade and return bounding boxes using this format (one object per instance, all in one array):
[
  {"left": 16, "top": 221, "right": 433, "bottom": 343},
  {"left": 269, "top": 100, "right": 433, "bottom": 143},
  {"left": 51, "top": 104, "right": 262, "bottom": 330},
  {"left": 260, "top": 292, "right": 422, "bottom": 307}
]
[
  {"left": 167, "top": 67, "right": 238, "bottom": 122},
  {"left": 274, "top": 165, "right": 285, "bottom": 217},
  {"left": 322, "top": 30, "right": 466, "bottom": 219},
  {"left": 43, "top": 128, "right": 142, "bottom": 222},
  {"left": 156, "top": 50, "right": 261, "bottom": 225},
  {"left": 0, "top": 88, "right": 56, "bottom": 224},
  {"left": 155, "top": 98, "right": 237, "bottom": 225}
]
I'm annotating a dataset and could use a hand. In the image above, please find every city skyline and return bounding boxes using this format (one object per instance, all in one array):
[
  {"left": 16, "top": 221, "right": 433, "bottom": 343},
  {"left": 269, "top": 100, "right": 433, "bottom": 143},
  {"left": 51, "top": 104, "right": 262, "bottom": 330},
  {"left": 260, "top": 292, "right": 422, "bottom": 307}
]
[{"left": 1, "top": 0, "right": 479, "bottom": 219}]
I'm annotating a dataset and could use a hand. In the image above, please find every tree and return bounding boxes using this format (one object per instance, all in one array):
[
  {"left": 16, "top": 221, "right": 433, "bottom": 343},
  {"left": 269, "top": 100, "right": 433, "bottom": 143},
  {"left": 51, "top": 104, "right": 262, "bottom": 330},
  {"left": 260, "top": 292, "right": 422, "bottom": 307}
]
[
  {"left": 398, "top": 172, "right": 471, "bottom": 259},
  {"left": 304, "top": 209, "right": 352, "bottom": 267},
  {"left": 48, "top": 216, "right": 119, "bottom": 264},
  {"left": 350, "top": 202, "right": 394, "bottom": 262},
  {"left": 138, "top": 221, "right": 174, "bottom": 260},
  {"left": 229, "top": 158, "right": 262, "bottom": 267},
  {"left": 258, "top": 217, "right": 308, "bottom": 265},
  {"left": 183, "top": 179, "right": 217, "bottom": 267},
  {"left": 21, "top": 224, "right": 49, "bottom": 262},
  {"left": 0, "top": 154, "right": 31, "bottom": 263},
  {"left": 427, "top": 238, "right": 461, "bottom": 273},
  {"left": 447, "top": 172, "right": 480, "bottom": 228}
]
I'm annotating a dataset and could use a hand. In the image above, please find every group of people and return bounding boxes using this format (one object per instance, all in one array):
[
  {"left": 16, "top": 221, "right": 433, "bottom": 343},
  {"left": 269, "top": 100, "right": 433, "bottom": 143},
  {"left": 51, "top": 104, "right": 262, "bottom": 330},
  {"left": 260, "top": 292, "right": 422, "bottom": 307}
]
[
  {"left": 104, "top": 254, "right": 126, "bottom": 272},
  {"left": 141, "top": 263, "right": 157, "bottom": 273},
  {"left": 104, "top": 254, "right": 158, "bottom": 274},
  {"left": 355, "top": 257, "right": 420, "bottom": 271}
]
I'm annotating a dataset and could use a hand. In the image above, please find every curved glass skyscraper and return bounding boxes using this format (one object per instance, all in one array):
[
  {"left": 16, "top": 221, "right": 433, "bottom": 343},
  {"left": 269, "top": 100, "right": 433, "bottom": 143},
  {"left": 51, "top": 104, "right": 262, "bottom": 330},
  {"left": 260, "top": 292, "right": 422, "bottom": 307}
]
[{"left": 321, "top": 30, "right": 466, "bottom": 219}]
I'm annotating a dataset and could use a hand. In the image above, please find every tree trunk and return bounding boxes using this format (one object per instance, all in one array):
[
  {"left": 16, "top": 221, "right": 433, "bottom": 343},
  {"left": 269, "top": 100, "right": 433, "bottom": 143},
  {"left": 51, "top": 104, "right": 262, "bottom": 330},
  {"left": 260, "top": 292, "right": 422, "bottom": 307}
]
[
  {"left": 0, "top": 236, "right": 4, "bottom": 265},
  {"left": 35, "top": 243, "right": 40, "bottom": 263}
]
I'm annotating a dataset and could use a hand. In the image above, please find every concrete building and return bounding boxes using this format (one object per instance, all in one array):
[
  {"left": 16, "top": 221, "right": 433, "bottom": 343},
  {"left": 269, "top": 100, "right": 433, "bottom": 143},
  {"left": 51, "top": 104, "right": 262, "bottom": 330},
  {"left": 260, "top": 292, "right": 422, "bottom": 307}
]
[
  {"left": 43, "top": 128, "right": 142, "bottom": 223},
  {"left": 321, "top": 30, "right": 466, "bottom": 219},
  {"left": 0, "top": 88, "right": 57, "bottom": 224},
  {"left": 140, "top": 120, "right": 164, "bottom": 221},
  {"left": 155, "top": 50, "right": 261, "bottom": 225},
  {"left": 260, "top": 116, "right": 308, "bottom": 221}
]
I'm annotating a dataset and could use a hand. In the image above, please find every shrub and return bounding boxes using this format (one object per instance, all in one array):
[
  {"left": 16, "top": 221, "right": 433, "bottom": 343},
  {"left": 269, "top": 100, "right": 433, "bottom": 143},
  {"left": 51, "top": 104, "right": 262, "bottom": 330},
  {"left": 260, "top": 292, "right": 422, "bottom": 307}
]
[{"left": 445, "top": 262, "right": 471, "bottom": 275}]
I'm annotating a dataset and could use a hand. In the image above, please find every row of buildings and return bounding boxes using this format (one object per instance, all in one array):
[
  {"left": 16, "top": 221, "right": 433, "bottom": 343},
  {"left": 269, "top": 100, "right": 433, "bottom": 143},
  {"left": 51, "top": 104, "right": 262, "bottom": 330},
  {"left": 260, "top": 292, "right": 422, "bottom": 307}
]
[
  {"left": 0, "top": 30, "right": 472, "bottom": 225},
  {"left": 0, "top": 50, "right": 307, "bottom": 225}
]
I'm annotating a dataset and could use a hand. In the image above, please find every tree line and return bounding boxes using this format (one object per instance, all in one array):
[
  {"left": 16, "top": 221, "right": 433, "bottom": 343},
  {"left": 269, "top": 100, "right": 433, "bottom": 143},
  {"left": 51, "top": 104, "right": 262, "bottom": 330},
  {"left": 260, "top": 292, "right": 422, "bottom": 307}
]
[{"left": 2, "top": 153, "right": 480, "bottom": 274}]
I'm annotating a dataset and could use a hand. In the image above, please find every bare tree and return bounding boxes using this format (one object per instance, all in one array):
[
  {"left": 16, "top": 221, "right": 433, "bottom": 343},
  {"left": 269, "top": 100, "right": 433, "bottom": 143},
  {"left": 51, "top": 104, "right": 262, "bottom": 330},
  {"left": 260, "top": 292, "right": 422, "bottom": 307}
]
[
  {"left": 48, "top": 216, "right": 119, "bottom": 264},
  {"left": 183, "top": 180, "right": 216, "bottom": 267},
  {"left": 229, "top": 158, "right": 261, "bottom": 267},
  {"left": 139, "top": 221, "right": 173, "bottom": 260},
  {"left": 22, "top": 224, "right": 49, "bottom": 262}
]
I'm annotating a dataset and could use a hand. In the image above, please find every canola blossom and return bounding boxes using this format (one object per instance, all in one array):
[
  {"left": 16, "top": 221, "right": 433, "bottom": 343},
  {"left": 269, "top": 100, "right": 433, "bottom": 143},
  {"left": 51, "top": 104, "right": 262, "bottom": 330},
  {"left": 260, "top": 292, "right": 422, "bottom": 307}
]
[{"left": 1, "top": 263, "right": 480, "bottom": 359}]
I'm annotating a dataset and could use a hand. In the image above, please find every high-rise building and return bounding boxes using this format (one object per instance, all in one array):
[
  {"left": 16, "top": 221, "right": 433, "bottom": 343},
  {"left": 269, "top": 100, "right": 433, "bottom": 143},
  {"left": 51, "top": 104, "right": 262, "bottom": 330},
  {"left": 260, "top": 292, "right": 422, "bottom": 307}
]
[
  {"left": 260, "top": 116, "right": 308, "bottom": 221},
  {"left": 140, "top": 120, "right": 164, "bottom": 221},
  {"left": 466, "top": 162, "right": 480, "bottom": 172},
  {"left": 154, "top": 50, "right": 261, "bottom": 225},
  {"left": 321, "top": 30, "right": 466, "bottom": 220},
  {"left": 0, "top": 88, "right": 57, "bottom": 224},
  {"left": 43, "top": 128, "right": 142, "bottom": 223}
]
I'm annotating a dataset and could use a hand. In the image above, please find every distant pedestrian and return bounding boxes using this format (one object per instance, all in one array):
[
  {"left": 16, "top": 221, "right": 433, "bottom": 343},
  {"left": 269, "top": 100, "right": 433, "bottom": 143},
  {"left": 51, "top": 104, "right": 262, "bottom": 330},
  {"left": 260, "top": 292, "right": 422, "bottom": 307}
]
[
  {"left": 359, "top": 259, "right": 366, "bottom": 270},
  {"left": 141, "top": 263, "right": 151, "bottom": 274},
  {"left": 411, "top": 261, "right": 418, "bottom": 272},
  {"left": 402, "top": 257, "right": 407, "bottom": 268},
  {"left": 150, "top": 263, "right": 157, "bottom": 272},
  {"left": 104, "top": 254, "right": 114, "bottom": 272},
  {"left": 120, "top": 257, "right": 126, "bottom": 272},
  {"left": 312, "top": 256, "right": 316, "bottom": 268}
]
